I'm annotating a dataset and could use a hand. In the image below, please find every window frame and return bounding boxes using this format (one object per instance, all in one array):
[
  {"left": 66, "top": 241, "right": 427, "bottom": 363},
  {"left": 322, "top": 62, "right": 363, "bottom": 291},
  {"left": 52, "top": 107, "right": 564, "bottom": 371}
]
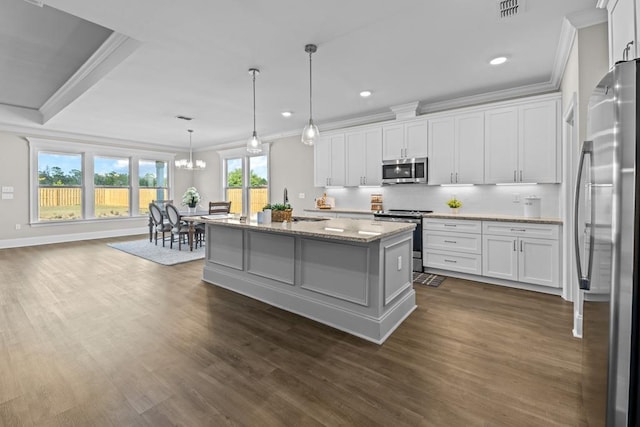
[
  {"left": 29, "top": 138, "right": 175, "bottom": 225},
  {"left": 219, "top": 144, "right": 270, "bottom": 217}
]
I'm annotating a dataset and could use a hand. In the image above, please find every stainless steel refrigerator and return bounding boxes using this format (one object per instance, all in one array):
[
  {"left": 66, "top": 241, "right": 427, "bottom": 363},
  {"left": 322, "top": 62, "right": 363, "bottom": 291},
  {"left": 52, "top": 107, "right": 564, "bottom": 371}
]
[{"left": 575, "top": 58, "right": 640, "bottom": 426}]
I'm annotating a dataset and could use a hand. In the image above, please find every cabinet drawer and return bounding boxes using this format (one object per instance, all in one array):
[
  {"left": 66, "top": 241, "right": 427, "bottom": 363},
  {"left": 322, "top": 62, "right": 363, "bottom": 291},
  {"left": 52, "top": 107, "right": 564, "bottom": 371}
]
[
  {"left": 482, "top": 221, "right": 559, "bottom": 239},
  {"left": 423, "top": 218, "right": 482, "bottom": 234},
  {"left": 423, "top": 231, "right": 481, "bottom": 254},
  {"left": 424, "top": 249, "right": 482, "bottom": 275}
]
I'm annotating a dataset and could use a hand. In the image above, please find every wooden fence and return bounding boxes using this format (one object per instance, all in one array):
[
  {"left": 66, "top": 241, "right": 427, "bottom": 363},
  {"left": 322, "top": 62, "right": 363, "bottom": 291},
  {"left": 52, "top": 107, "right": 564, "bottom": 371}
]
[
  {"left": 39, "top": 187, "right": 267, "bottom": 214},
  {"left": 226, "top": 188, "right": 268, "bottom": 214},
  {"left": 39, "top": 187, "right": 166, "bottom": 210}
]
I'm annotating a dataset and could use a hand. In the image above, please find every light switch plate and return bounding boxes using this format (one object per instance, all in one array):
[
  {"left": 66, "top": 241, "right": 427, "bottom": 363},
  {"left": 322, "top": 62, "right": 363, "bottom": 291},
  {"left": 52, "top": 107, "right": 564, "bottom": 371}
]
[
  {"left": 298, "top": 193, "right": 305, "bottom": 199},
  {"left": 2, "top": 186, "right": 14, "bottom": 193},
  {"left": 2, "top": 193, "right": 14, "bottom": 200}
]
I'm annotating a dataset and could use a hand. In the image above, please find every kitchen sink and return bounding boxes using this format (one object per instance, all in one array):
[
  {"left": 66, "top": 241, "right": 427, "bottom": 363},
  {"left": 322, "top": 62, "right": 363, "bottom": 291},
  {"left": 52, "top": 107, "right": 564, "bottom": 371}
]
[{"left": 291, "top": 216, "right": 328, "bottom": 222}]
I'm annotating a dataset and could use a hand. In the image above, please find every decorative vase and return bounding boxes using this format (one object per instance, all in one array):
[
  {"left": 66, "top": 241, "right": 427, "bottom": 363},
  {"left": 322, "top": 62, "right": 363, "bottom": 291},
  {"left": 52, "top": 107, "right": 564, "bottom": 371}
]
[
  {"left": 188, "top": 204, "right": 197, "bottom": 214},
  {"left": 450, "top": 208, "right": 459, "bottom": 214}
]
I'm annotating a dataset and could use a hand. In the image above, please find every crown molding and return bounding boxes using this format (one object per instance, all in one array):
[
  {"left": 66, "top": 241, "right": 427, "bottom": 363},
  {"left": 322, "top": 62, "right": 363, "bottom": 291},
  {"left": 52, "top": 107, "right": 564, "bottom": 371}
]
[
  {"left": 40, "top": 32, "right": 141, "bottom": 124},
  {"left": 390, "top": 101, "right": 420, "bottom": 119},
  {"left": 550, "top": 18, "right": 577, "bottom": 89},
  {"left": 596, "top": 0, "right": 610, "bottom": 9},
  {"left": 419, "top": 81, "right": 557, "bottom": 115},
  {"left": 567, "top": 7, "right": 608, "bottom": 28}
]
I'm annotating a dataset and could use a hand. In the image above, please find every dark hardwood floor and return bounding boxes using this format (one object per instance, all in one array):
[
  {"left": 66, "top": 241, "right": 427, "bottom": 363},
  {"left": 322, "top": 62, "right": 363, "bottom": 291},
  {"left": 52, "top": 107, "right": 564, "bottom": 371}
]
[{"left": 0, "top": 236, "right": 586, "bottom": 426}]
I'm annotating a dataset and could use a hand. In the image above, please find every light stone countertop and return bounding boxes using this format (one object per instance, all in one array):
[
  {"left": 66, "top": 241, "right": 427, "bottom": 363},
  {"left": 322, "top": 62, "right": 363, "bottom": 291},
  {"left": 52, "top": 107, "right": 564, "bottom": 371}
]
[
  {"left": 424, "top": 212, "right": 563, "bottom": 225},
  {"left": 187, "top": 216, "right": 415, "bottom": 243},
  {"left": 303, "top": 208, "right": 375, "bottom": 215}
]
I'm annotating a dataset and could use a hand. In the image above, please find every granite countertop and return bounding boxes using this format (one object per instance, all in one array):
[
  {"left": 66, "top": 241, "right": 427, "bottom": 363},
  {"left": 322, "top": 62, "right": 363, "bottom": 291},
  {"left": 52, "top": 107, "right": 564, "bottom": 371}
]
[
  {"left": 424, "top": 212, "right": 563, "bottom": 225},
  {"left": 303, "top": 208, "right": 375, "bottom": 215},
  {"left": 186, "top": 216, "right": 415, "bottom": 243}
]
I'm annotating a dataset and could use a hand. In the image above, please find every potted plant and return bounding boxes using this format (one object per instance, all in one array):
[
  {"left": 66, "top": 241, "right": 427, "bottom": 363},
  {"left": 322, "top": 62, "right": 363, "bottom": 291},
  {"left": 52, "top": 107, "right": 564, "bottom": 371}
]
[
  {"left": 446, "top": 197, "right": 462, "bottom": 214},
  {"left": 263, "top": 203, "right": 292, "bottom": 222},
  {"left": 182, "top": 187, "right": 200, "bottom": 212}
]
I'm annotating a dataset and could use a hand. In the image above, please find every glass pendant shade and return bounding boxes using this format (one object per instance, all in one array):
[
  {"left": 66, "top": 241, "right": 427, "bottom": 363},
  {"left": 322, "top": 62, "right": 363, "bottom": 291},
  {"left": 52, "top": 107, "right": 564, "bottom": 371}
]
[
  {"left": 301, "top": 44, "right": 319, "bottom": 146},
  {"left": 247, "top": 131, "right": 262, "bottom": 154},
  {"left": 246, "top": 68, "right": 263, "bottom": 153},
  {"left": 175, "top": 129, "right": 206, "bottom": 170},
  {"left": 301, "top": 118, "right": 319, "bottom": 146}
]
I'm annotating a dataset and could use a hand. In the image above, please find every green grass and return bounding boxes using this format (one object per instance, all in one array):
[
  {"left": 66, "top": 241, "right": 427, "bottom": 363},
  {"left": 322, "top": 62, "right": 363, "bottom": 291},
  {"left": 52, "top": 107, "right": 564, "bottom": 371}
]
[{"left": 39, "top": 205, "right": 133, "bottom": 221}]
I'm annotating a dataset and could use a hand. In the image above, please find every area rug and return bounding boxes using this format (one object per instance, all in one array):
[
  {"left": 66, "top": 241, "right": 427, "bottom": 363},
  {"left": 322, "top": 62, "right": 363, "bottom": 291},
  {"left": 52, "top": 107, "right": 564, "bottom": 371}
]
[
  {"left": 413, "top": 272, "right": 446, "bottom": 288},
  {"left": 107, "top": 239, "right": 205, "bottom": 266}
]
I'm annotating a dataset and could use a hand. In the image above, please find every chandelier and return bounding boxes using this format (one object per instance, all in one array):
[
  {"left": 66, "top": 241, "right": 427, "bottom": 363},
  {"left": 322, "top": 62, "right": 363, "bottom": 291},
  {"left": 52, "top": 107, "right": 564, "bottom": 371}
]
[{"left": 175, "top": 129, "right": 206, "bottom": 170}]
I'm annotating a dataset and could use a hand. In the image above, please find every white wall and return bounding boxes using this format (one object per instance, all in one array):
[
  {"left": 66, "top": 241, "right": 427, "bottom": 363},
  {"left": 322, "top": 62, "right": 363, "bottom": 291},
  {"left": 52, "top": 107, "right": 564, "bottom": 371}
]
[
  {"left": 269, "top": 135, "right": 318, "bottom": 212},
  {"left": 0, "top": 131, "right": 191, "bottom": 246}
]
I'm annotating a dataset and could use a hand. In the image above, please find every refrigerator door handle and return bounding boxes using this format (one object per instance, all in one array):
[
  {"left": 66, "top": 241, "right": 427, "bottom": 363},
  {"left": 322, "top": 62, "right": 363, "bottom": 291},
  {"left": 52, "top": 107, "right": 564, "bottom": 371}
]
[{"left": 574, "top": 140, "right": 595, "bottom": 290}]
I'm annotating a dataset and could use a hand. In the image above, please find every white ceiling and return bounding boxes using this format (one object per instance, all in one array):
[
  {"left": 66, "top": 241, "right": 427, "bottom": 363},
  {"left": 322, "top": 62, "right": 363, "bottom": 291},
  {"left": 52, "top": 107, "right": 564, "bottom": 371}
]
[{"left": 0, "top": 0, "right": 600, "bottom": 151}]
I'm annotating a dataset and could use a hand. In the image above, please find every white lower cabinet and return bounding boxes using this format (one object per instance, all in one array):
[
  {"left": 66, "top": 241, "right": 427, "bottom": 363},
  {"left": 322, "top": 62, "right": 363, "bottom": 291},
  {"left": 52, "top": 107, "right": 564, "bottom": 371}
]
[
  {"left": 423, "top": 219, "right": 482, "bottom": 275},
  {"left": 482, "top": 222, "right": 560, "bottom": 288},
  {"left": 424, "top": 218, "right": 562, "bottom": 292}
]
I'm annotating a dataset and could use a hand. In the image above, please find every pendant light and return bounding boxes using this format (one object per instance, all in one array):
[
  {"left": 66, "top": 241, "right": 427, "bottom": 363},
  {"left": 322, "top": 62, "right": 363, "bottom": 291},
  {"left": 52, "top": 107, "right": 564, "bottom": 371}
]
[
  {"left": 301, "top": 43, "right": 319, "bottom": 146},
  {"left": 246, "top": 68, "right": 263, "bottom": 153},
  {"left": 175, "top": 129, "right": 206, "bottom": 170}
]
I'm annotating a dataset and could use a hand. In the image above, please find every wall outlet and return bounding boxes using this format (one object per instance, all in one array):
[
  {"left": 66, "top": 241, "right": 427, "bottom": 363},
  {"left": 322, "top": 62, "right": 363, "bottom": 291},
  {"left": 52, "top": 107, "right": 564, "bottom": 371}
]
[
  {"left": 298, "top": 193, "right": 305, "bottom": 199},
  {"left": 15, "top": 224, "right": 20, "bottom": 230},
  {"left": 2, "top": 186, "right": 14, "bottom": 193},
  {"left": 1, "top": 193, "right": 13, "bottom": 200},
  {"left": 513, "top": 193, "right": 520, "bottom": 203}
]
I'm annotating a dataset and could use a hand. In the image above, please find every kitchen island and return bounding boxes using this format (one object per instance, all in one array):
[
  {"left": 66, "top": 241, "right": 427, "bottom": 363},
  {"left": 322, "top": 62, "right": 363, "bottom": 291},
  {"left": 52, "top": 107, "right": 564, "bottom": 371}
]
[{"left": 194, "top": 216, "right": 417, "bottom": 344}]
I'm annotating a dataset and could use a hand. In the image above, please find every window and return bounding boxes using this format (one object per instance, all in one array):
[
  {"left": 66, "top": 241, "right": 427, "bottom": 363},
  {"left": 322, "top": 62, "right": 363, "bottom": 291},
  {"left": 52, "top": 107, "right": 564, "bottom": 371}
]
[
  {"left": 221, "top": 146, "right": 269, "bottom": 216},
  {"left": 94, "top": 156, "right": 130, "bottom": 217},
  {"left": 249, "top": 155, "right": 268, "bottom": 213},
  {"left": 30, "top": 138, "right": 174, "bottom": 224},
  {"left": 139, "top": 160, "right": 168, "bottom": 215},
  {"left": 37, "top": 152, "right": 83, "bottom": 221}
]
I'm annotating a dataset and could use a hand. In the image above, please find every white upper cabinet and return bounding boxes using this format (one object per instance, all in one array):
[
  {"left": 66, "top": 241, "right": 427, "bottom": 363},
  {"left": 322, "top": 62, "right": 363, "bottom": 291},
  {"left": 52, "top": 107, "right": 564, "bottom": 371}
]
[
  {"left": 484, "top": 107, "right": 519, "bottom": 183},
  {"left": 382, "top": 119, "right": 428, "bottom": 161},
  {"left": 345, "top": 127, "right": 382, "bottom": 186},
  {"left": 428, "top": 113, "right": 484, "bottom": 184},
  {"left": 314, "top": 133, "right": 345, "bottom": 187},
  {"left": 608, "top": 0, "right": 637, "bottom": 66},
  {"left": 427, "top": 117, "right": 455, "bottom": 184},
  {"left": 455, "top": 113, "right": 484, "bottom": 184},
  {"left": 519, "top": 101, "right": 559, "bottom": 183},
  {"left": 484, "top": 99, "right": 559, "bottom": 184}
]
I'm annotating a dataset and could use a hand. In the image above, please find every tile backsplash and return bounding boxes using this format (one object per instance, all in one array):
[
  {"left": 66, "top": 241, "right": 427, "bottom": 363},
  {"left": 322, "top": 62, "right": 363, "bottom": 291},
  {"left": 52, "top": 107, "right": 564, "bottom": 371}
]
[{"left": 324, "top": 184, "right": 562, "bottom": 217}]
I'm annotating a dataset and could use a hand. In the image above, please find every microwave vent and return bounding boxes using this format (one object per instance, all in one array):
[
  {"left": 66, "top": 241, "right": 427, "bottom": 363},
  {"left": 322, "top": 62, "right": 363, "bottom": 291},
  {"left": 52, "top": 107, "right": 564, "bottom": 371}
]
[{"left": 498, "top": 0, "right": 524, "bottom": 18}]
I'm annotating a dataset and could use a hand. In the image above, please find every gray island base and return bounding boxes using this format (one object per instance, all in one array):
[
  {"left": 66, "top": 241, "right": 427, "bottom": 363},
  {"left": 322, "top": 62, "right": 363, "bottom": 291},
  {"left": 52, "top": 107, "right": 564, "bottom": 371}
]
[{"left": 198, "top": 217, "right": 417, "bottom": 344}]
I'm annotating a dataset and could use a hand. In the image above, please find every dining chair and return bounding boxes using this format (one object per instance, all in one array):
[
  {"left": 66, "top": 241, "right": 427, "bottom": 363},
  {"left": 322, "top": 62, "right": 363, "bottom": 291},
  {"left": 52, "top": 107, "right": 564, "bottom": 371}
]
[
  {"left": 209, "top": 201, "right": 231, "bottom": 214},
  {"left": 152, "top": 199, "right": 173, "bottom": 214},
  {"left": 149, "top": 202, "right": 172, "bottom": 246},
  {"left": 165, "top": 203, "right": 191, "bottom": 250}
]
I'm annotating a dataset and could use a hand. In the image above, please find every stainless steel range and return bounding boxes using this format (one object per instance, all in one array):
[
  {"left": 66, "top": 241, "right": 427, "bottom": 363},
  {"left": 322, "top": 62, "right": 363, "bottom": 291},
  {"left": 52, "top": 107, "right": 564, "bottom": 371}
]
[{"left": 373, "top": 209, "right": 433, "bottom": 272}]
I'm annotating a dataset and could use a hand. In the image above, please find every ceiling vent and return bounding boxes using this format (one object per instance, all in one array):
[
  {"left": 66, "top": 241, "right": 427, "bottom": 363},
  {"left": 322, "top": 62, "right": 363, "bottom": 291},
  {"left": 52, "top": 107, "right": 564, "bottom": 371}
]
[{"left": 498, "top": 0, "right": 524, "bottom": 18}]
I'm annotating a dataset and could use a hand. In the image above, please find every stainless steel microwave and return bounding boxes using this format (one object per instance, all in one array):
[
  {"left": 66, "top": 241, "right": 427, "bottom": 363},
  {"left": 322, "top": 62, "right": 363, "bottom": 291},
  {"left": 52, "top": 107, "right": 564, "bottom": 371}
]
[{"left": 382, "top": 157, "right": 428, "bottom": 184}]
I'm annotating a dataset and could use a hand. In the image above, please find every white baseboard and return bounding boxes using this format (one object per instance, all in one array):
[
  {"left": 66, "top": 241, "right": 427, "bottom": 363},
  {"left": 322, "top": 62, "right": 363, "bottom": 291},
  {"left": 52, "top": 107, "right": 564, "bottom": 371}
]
[
  {"left": 423, "top": 267, "right": 563, "bottom": 296},
  {"left": 0, "top": 227, "right": 148, "bottom": 249},
  {"left": 573, "top": 313, "right": 583, "bottom": 338}
]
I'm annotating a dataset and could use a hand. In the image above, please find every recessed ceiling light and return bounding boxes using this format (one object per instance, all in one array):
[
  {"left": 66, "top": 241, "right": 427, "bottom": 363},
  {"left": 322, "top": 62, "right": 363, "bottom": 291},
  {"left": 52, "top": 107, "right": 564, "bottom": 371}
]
[
  {"left": 360, "top": 90, "right": 372, "bottom": 98},
  {"left": 281, "top": 111, "right": 292, "bottom": 117},
  {"left": 490, "top": 56, "right": 508, "bottom": 66}
]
